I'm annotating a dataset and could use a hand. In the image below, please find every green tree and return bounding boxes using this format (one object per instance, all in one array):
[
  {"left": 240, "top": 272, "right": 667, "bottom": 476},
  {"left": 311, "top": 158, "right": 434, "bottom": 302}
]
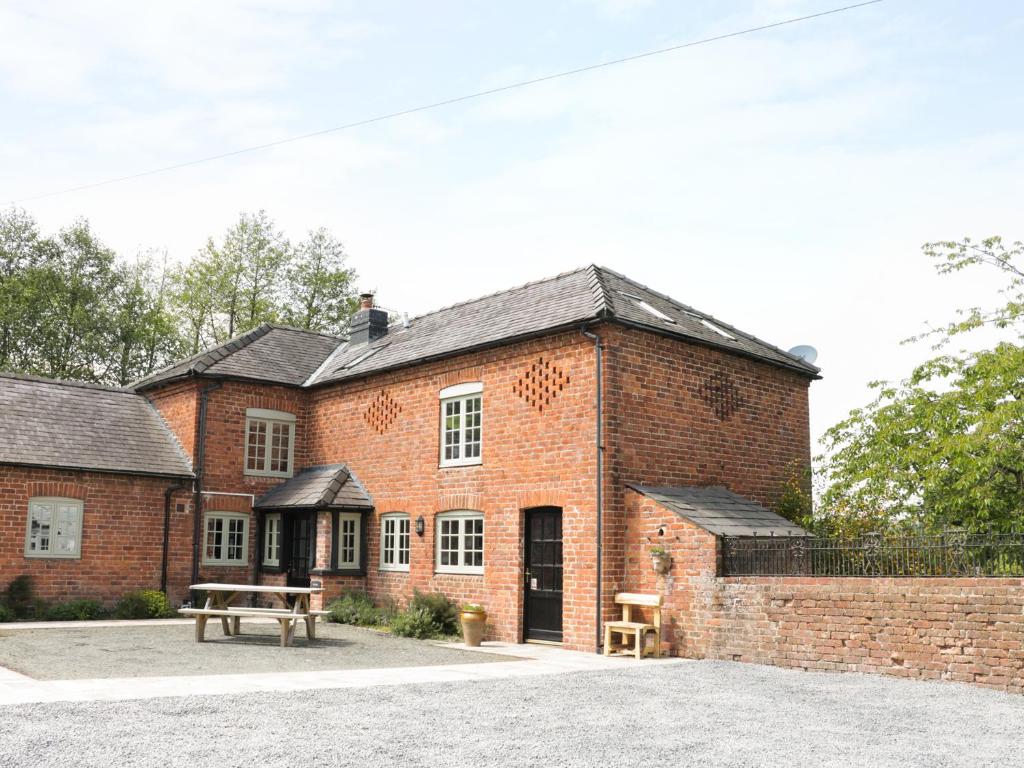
[
  {"left": 817, "top": 237, "right": 1024, "bottom": 533},
  {"left": 23, "top": 220, "right": 120, "bottom": 382},
  {"left": 106, "top": 253, "right": 183, "bottom": 385},
  {"left": 282, "top": 227, "right": 359, "bottom": 335},
  {"left": 0, "top": 208, "right": 42, "bottom": 371}
]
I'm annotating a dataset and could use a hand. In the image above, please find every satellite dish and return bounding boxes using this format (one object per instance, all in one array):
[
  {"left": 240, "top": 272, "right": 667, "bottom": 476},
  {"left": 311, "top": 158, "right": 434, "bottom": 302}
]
[{"left": 787, "top": 345, "right": 818, "bottom": 365}]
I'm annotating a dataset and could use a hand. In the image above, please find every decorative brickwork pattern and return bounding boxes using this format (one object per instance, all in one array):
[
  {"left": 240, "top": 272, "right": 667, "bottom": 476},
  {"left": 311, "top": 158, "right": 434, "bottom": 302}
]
[
  {"left": 696, "top": 370, "right": 746, "bottom": 421},
  {"left": 513, "top": 356, "right": 570, "bottom": 412},
  {"left": 364, "top": 390, "right": 402, "bottom": 434}
]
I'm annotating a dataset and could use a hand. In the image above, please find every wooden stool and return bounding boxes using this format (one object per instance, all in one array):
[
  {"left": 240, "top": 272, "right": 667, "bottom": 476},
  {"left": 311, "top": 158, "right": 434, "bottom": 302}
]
[{"left": 603, "top": 593, "right": 663, "bottom": 659}]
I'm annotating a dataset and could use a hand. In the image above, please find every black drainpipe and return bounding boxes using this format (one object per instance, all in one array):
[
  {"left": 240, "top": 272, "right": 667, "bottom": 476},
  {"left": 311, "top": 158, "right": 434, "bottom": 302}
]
[
  {"left": 580, "top": 325, "right": 604, "bottom": 653},
  {"left": 160, "top": 481, "right": 187, "bottom": 594},
  {"left": 191, "top": 381, "right": 223, "bottom": 602}
]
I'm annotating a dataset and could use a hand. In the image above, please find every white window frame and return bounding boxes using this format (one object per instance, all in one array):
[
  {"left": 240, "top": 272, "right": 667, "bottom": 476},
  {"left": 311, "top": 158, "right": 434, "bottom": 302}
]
[
  {"left": 435, "top": 510, "right": 484, "bottom": 575},
  {"left": 244, "top": 408, "right": 296, "bottom": 478},
  {"left": 24, "top": 497, "right": 83, "bottom": 559},
  {"left": 379, "top": 513, "right": 410, "bottom": 572},
  {"left": 262, "top": 512, "right": 282, "bottom": 567},
  {"left": 336, "top": 512, "right": 362, "bottom": 570},
  {"left": 203, "top": 512, "right": 249, "bottom": 566},
  {"left": 439, "top": 382, "right": 483, "bottom": 468}
]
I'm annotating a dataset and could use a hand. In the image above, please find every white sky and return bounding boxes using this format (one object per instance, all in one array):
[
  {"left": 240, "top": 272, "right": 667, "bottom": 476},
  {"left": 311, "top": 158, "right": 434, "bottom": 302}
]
[{"left": 2, "top": 0, "right": 1021, "bottom": 453}]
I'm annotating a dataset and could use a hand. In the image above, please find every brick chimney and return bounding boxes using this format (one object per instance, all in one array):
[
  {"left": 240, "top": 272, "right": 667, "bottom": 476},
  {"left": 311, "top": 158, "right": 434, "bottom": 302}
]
[{"left": 349, "top": 292, "right": 388, "bottom": 346}]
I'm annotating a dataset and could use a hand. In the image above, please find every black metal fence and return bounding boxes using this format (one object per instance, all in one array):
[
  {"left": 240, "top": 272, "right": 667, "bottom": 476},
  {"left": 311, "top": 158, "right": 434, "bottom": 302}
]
[{"left": 720, "top": 531, "right": 1024, "bottom": 577}]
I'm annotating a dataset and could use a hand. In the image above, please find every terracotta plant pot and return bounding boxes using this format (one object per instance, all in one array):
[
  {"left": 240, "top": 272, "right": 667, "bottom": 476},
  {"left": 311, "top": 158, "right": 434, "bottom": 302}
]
[{"left": 460, "top": 609, "right": 487, "bottom": 646}]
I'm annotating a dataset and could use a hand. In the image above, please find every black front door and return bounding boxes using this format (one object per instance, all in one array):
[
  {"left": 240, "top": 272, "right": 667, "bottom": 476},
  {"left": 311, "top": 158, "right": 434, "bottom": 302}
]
[
  {"left": 286, "top": 512, "right": 315, "bottom": 587},
  {"left": 524, "top": 507, "right": 563, "bottom": 642}
]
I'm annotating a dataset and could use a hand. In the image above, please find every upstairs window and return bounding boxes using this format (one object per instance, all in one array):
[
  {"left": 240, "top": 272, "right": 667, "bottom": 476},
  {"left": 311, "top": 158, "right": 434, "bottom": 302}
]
[
  {"left": 439, "top": 383, "right": 483, "bottom": 467},
  {"left": 435, "top": 511, "right": 484, "bottom": 575},
  {"left": 380, "top": 513, "right": 410, "bottom": 572},
  {"left": 245, "top": 408, "right": 295, "bottom": 477},
  {"left": 25, "top": 498, "right": 83, "bottom": 559}
]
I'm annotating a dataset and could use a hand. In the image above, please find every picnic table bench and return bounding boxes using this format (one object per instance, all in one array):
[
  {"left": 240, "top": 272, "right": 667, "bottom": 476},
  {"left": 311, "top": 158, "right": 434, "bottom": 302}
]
[
  {"left": 603, "top": 592, "right": 663, "bottom": 660},
  {"left": 179, "top": 583, "right": 324, "bottom": 647}
]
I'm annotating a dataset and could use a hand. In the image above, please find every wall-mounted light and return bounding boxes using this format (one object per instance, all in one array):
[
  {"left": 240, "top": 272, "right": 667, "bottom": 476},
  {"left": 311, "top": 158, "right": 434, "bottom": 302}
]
[{"left": 415, "top": 516, "right": 425, "bottom": 536}]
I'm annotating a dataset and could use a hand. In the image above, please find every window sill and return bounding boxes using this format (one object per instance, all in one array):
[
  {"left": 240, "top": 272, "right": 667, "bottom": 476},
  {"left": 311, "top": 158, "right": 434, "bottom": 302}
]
[
  {"left": 312, "top": 567, "right": 367, "bottom": 577},
  {"left": 23, "top": 552, "right": 81, "bottom": 560},
  {"left": 201, "top": 562, "right": 249, "bottom": 568},
  {"left": 438, "top": 460, "right": 482, "bottom": 470},
  {"left": 379, "top": 567, "right": 410, "bottom": 574},
  {"left": 434, "top": 569, "right": 484, "bottom": 577},
  {"left": 244, "top": 471, "right": 294, "bottom": 479}
]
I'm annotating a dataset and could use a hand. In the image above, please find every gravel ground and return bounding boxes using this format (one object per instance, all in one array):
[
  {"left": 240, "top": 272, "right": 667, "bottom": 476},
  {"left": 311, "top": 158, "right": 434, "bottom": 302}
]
[
  {"left": 0, "top": 622, "right": 509, "bottom": 679},
  {"left": 1, "top": 661, "right": 1021, "bottom": 768}
]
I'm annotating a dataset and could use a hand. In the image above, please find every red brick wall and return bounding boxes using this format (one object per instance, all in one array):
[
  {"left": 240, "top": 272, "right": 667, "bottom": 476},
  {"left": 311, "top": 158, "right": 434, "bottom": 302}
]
[
  {"left": 0, "top": 466, "right": 193, "bottom": 606},
  {"left": 307, "top": 330, "right": 599, "bottom": 649},
  {"left": 623, "top": 491, "right": 1024, "bottom": 693},
  {"left": 604, "top": 326, "right": 812, "bottom": 631},
  {"left": 146, "top": 380, "right": 200, "bottom": 461}
]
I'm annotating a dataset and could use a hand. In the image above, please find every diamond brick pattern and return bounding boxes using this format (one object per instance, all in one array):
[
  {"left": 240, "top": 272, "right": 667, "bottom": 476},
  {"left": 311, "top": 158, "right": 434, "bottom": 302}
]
[
  {"left": 696, "top": 371, "right": 745, "bottom": 421},
  {"left": 364, "top": 389, "right": 402, "bottom": 434},
  {"left": 513, "top": 356, "right": 570, "bottom": 412}
]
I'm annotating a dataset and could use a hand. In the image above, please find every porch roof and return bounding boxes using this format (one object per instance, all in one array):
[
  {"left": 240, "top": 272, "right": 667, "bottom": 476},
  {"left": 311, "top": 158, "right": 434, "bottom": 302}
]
[
  {"left": 627, "top": 484, "right": 807, "bottom": 537},
  {"left": 254, "top": 464, "right": 372, "bottom": 511}
]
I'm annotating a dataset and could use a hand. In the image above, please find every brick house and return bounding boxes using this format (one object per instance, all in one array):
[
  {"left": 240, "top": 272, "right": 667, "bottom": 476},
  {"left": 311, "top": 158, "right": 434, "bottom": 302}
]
[{"left": 0, "top": 265, "right": 818, "bottom": 651}]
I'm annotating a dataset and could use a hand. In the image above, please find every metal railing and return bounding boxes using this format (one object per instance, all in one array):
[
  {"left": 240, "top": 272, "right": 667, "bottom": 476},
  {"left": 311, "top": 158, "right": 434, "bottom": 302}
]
[{"left": 720, "top": 530, "right": 1024, "bottom": 577}]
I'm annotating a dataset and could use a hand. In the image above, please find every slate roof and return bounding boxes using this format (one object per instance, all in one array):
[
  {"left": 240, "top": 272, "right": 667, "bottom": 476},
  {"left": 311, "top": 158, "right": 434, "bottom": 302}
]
[
  {"left": 132, "top": 325, "right": 343, "bottom": 390},
  {"left": 628, "top": 484, "right": 807, "bottom": 537},
  {"left": 0, "top": 374, "right": 193, "bottom": 478},
  {"left": 253, "top": 464, "right": 372, "bottom": 511},
  {"left": 308, "top": 265, "right": 819, "bottom": 386},
  {"left": 132, "top": 265, "right": 818, "bottom": 392}
]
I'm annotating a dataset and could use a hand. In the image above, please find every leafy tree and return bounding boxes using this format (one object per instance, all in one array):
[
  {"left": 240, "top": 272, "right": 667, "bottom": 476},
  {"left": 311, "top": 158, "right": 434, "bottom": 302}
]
[
  {"left": 0, "top": 208, "right": 42, "bottom": 371},
  {"left": 817, "top": 237, "right": 1024, "bottom": 533},
  {"left": 282, "top": 227, "right": 359, "bottom": 335}
]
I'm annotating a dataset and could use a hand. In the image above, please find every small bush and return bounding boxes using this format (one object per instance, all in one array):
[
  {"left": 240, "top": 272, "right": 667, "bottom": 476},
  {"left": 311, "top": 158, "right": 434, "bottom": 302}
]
[
  {"left": 390, "top": 606, "right": 441, "bottom": 639},
  {"left": 46, "top": 599, "right": 107, "bottom": 622},
  {"left": 5, "top": 575, "right": 35, "bottom": 619},
  {"left": 0, "top": 604, "right": 14, "bottom": 623},
  {"left": 327, "top": 591, "right": 383, "bottom": 626},
  {"left": 115, "top": 590, "right": 173, "bottom": 619},
  {"left": 408, "top": 590, "right": 459, "bottom": 635}
]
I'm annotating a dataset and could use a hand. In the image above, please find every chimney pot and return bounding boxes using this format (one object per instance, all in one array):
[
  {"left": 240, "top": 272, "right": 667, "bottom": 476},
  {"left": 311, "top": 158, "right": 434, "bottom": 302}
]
[{"left": 359, "top": 293, "right": 375, "bottom": 310}]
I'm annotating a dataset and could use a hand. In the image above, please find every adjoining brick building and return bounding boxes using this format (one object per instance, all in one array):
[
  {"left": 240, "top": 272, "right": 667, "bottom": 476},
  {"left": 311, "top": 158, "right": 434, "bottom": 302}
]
[{"left": 0, "top": 265, "right": 818, "bottom": 652}]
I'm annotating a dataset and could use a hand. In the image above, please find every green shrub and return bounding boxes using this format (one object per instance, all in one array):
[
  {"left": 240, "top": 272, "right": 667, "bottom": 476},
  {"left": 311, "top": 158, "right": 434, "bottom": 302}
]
[
  {"left": 5, "top": 575, "right": 35, "bottom": 619},
  {"left": 0, "top": 603, "right": 14, "bottom": 623},
  {"left": 327, "top": 591, "right": 382, "bottom": 626},
  {"left": 408, "top": 590, "right": 459, "bottom": 635},
  {"left": 390, "top": 606, "right": 441, "bottom": 639},
  {"left": 46, "top": 599, "right": 107, "bottom": 621},
  {"left": 115, "top": 590, "right": 173, "bottom": 619}
]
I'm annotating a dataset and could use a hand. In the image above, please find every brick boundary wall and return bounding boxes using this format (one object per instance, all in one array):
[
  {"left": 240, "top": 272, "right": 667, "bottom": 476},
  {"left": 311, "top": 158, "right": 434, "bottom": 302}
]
[
  {"left": 624, "top": 489, "right": 1024, "bottom": 693},
  {"left": 694, "top": 576, "right": 1024, "bottom": 694}
]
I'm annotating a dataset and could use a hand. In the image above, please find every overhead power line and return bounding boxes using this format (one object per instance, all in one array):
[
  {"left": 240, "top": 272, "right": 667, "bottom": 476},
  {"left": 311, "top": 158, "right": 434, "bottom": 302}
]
[{"left": 11, "top": 0, "right": 884, "bottom": 204}]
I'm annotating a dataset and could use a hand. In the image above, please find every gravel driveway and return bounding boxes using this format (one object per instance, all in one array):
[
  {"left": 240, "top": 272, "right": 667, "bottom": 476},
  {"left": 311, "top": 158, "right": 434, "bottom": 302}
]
[
  {"left": 0, "top": 622, "right": 509, "bottom": 679},
  {"left": 1, "top": 660, "right": 1021, "bottom": 768}
]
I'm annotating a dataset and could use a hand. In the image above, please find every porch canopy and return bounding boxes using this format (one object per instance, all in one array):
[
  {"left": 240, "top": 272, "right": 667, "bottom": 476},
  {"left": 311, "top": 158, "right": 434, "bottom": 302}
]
[
  {"left": 627, "top": 484, "right": 806, "bottom": 537},
  {"left": 254, "top": 464, "right": 372, "bottom": 512}
]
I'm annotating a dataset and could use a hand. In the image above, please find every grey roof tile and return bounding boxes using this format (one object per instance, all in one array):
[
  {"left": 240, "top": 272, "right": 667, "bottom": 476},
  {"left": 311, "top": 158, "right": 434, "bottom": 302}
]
[
  {"left": 253, "top": 464, "right": 372, "bottom": 510},
  {"left": 0, "top": 374, "right": 193, "bottom": 477},
  {"left": 629, "top": 484, "right": 807, "bottom": 537},
  {"left": 309, "top": 265, "right": 819, "bottom": 385},
  {"left": 133, "top": 325, "right": 344, "bottom": 390}
]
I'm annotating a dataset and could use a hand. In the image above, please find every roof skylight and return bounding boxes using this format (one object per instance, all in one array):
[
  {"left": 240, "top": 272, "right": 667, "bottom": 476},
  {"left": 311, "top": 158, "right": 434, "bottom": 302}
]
[{"left": 700, "top": 319, "right": 736, "bottom": 340}]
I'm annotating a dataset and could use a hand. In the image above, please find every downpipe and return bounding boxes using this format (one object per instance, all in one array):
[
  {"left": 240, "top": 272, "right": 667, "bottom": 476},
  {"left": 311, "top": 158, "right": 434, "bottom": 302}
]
[{"left": 581, "top": 325, "right": 604, "bottom": 653}]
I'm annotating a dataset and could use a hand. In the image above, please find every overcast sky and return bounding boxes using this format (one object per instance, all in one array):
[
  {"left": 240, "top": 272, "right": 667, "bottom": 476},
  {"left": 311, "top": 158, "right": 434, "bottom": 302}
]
[{"left": 2, "top": 0, "right": 1021, "bottom": 451}]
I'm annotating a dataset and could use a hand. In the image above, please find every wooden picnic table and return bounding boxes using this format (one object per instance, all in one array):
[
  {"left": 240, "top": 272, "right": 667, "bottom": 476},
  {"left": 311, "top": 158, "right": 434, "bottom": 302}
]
[{"left": 179, "top": 583, "right": 324, "bottom": 647}]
